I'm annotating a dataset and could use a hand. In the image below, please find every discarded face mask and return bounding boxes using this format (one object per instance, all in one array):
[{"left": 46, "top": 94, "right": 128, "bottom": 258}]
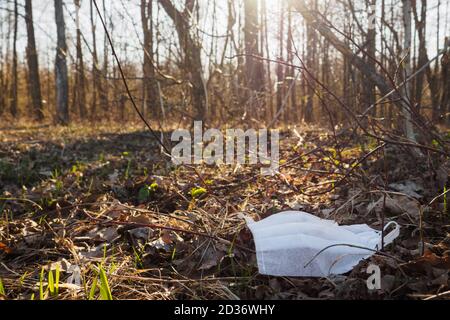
[{"left": 244, "top": 211, "right": 400, "bottom": 277}]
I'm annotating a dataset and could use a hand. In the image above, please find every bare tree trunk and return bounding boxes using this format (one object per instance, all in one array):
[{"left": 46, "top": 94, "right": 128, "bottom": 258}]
[
  {"left": 380, "top": 0, "right": 386, "bottom": 70},
  {"left": 0, "top": 10, "right": 5, "bottom": 116},
  {"left": 276, "top": 0, "right": 285, "bottom": 120},
  {"left": 10, "top": 0, "right": 18, "bottom": 118},
  {"left": 343, "top": 48, "right": 351, "bottom": 122},
  {"left": 401, "top": 0, "right": 416, "bottom": 141},
  {"left": 364, "top": 0, "right": 377, "bottom": 116},
  {"left": 25, "top": 0, "right": 44, "bottom": 121},
  {"left": 300, "top": 19, "right": 307, "bottom": 120},
  {"left": 158, "top": 0, "right": 206, "bottom": 121},
  {"left": 261, "top": 0, "right": 273, "bottom": 123},
  {"left": 102, "top": 0, "right": 109, "bottom": 117},
  {"left": 73, "top": 0, "right": 87, "bottom": 119},
  {"left": 54, "top": 0, "right": 69, "bottom": 125},
  {"left": 244, "top": 0, "right": 265, "bottom": 93},
  {"left": 342, "top": 10, "right": 350, "bottom": 117},
  {"left": 411, "top": 0, "right": 439, "bottom": 122},
  {"left": 286, "top": 0, "right": 297, "bottom": 123},
  {"left": 89, "top": 0, "right": 106, "bottom": 120},
  {"left": 386, "top": 0, "right": 397, "bottom": 126},
  {"left": 295, "top": 0, "right": 417, "bottom": 142},
  {"left": 304, "top": 0, "right": 317, "bottom": 123},
  {"left": 412, "top": 0, "right": 425, "bottom": 107},
  {"left": 90, "top": 0, "right": 98, "bottom": 120},
  {"left": 141, "top": 0, "right": 158, "bottom": 119},
  {"left": 296, "top": 1, "right": 390, "bottom": 101},
  {"left": 441, "top": 38, "right": 450, "bottom": 124},
  {"left": 0, "top": 66, "right": 4, "bottom": 115},
  {"left": 242, "top": 0, "right": 265, "bottom": 122},
  {"left": 321, "top": 38, "right": 332, "bottom": 123}
]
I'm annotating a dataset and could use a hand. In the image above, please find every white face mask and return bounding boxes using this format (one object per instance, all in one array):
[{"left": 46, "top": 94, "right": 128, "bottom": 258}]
[{"left": 244, "top": 211, "right": 400, "bottom": 277}]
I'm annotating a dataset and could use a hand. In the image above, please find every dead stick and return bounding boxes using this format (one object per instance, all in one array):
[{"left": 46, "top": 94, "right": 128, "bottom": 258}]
[{"left": 82, "top": 210, "right": 255, "bottom": 254}]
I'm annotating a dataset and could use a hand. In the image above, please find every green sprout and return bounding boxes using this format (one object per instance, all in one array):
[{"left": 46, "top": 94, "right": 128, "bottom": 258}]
[{"left": 190, "top": 187, "right": 207, "bottom": 199}]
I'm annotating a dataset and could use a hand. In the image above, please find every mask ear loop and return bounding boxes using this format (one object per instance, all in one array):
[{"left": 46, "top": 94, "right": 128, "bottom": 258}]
[
  {"left": 240, "top": 213, "right": 256, "bottom": 225},
  {"left": 379, "top": 222, "right": 401, "bottom": 248}
]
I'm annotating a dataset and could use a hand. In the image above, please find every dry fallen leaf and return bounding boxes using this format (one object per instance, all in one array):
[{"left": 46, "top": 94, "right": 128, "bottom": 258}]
[
  {"left": 127, "top": 227, "right": 154, "bottom": 241},
  {"left": 369, "top": 195, "right": 420, "bottom": 218},
  {"left": 389, "top": 181, "right": 423, "bottom": 199},
  {"left": 198, "top": 246, "right": 225, "bottom": 271},
  {"left": 86, "top": 226, "right": 120, "bottom": 243},
  {"left": 79, "top": 244, "right": 109, "bottom": 260},
  {"left": 128, "top": 214, "right": 153, "bottom": 225},
  {"left": 148, "top": 238, "right": 171, "bottom": 252},
  {"left": 0, "top": 242, "right": 12, "bottom": 254},
  {"left": 405, "top": 250, "right": 450, "bottom": 273}
]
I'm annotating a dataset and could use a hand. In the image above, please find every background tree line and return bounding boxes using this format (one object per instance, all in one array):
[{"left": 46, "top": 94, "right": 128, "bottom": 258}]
[{"left": 0, "top": 0, "right": 449, "bottom": 136}]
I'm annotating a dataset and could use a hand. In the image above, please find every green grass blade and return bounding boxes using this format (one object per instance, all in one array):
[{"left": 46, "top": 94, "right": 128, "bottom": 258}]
[
  {"left": 89, "top": 276, "right": 98, "bottom": 300},
  {"left": 0, "top": 278, "right": 5, "bottom": 296},
  {"left": 55, "top": 265, "right": 60, "bottom": 296},
  {"left": 98, "top": 266, "right": 113, "bottom": 300},
  {"left": 48, "top": 269, "right": 54, "bottom": 296},
  {"left": 39, "top": 267, "right": 46, "bottom": 300}
]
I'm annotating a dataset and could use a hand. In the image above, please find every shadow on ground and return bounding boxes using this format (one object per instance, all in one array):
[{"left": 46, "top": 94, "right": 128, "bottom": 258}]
[{"left": 0, "top": 129, "right": 168, "bottom": 191}]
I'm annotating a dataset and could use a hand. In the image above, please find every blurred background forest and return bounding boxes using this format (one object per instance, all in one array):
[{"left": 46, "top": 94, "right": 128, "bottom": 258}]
[{"left": 0, "top": 0, "right": 449, "bottom": 131}]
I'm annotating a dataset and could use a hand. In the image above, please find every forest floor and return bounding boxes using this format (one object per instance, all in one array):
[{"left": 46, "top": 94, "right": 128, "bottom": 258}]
[{"left": 0, "top": 123, "right": 449, "bottom": 300}]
